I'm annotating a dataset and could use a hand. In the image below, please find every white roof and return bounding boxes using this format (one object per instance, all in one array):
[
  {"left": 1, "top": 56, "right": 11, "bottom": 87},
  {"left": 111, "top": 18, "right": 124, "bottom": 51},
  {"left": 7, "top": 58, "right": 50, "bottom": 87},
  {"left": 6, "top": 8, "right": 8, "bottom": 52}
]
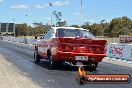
[{"left": 51, "top": 27, "right": 89, "bottom": 31}]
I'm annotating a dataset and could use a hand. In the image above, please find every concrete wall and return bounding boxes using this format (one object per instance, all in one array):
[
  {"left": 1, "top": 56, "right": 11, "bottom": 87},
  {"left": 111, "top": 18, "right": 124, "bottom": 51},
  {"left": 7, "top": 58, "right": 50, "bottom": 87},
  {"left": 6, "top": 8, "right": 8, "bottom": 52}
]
[
  {"left": 106, "top": 43, "right": 132, "bottom": 61},
  {"left": 2, "top": 36, "right": 36, "bottom": 44}
]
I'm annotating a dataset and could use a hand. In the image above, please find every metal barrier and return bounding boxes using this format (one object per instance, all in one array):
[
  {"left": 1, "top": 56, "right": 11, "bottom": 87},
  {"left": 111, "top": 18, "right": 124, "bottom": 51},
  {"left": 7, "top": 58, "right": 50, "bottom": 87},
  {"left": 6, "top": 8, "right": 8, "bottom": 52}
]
[{"left": 0, "top": 36, "right": 3, "bottom": 40}]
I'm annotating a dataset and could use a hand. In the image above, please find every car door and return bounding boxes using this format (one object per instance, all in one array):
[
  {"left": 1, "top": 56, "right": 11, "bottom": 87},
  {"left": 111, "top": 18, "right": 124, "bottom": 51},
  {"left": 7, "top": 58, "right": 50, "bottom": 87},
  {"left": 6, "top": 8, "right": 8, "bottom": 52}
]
[{"left": 38, "top": 29, "right": 53, "bottom": 57}]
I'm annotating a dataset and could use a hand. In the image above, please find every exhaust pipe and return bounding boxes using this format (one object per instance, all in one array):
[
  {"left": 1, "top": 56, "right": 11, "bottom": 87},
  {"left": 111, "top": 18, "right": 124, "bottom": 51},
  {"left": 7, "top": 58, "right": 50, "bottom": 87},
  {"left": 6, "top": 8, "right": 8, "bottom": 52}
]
[
  {"left": 91, "top": 64, "right": 95, "bottom": 67},
  {"left": 90, "top": 58, "right": 94, "bottom": 62}
]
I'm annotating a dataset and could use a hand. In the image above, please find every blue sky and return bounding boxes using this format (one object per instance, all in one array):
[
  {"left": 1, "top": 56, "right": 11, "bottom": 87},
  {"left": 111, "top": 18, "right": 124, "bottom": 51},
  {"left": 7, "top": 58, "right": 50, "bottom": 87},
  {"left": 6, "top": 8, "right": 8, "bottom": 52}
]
[{"left": 0, "top": 0, "right": 132, "bottom": 26}]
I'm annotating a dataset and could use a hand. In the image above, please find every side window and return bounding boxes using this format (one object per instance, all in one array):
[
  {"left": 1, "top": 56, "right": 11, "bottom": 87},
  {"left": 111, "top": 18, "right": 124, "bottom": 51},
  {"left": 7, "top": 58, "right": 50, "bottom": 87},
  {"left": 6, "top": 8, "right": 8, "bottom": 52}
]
[
  {"left": 44, "top": 29, "right": 54, "bottom": 40},
  {"left": 82, "top": 31, "right": 95, "bottom": 38},
  {"left": 50, "top": 29, "right": 54, "bottom": 38},
  {"left": 44, "top": 31, "right": 50, "bottom": 40}
]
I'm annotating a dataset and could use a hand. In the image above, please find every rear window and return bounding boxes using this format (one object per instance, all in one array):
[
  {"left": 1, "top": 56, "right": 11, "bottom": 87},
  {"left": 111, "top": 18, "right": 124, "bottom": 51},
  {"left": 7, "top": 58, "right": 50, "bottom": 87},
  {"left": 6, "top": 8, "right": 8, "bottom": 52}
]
[{"left": 56, "top": 28, "right": 95, "bottom": 38}]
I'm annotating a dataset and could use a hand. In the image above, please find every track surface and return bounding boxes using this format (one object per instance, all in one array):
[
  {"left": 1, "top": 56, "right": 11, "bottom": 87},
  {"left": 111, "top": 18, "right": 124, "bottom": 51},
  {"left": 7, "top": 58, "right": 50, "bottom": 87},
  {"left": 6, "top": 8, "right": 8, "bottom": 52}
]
[{"left": 0, "top": 40, "right": 131, "bottom": 88}]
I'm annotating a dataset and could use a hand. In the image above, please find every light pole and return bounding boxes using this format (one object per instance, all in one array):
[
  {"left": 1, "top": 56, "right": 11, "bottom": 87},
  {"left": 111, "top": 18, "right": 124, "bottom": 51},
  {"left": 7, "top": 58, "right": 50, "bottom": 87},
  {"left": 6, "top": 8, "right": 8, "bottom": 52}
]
[
  {"left": 80, "top": 0, "right": 83, "bottom": 27},
  {"left": 13, "top": 18, "right": 16, "bottom": 37},
  {"left": 49, "top": 3, "right": 54, "bottom": 27},
  {"left": 50, "top": 11, "right": 57, "bottom": 27},
  {"left": 0, "top": 22, "right": 1, "bottom": 35},
  {"left": 25, "top": 14, "right": 29, "bottom": 36},
  {"left": 51, "top": 12, "right": 54, "bottom": 27}
]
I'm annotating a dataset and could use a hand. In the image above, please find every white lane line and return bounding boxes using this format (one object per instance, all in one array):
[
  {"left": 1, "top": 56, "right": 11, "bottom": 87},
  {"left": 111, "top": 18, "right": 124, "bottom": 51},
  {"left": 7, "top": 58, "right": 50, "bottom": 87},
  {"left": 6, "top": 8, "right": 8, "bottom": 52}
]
[{"left": 104, "top": 57, "right": 132, "bottom": 64}]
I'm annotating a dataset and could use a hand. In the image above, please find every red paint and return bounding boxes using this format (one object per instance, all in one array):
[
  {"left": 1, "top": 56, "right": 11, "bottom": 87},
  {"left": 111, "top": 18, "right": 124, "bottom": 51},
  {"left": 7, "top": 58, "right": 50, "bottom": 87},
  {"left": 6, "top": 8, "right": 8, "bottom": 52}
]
[
  {"left": 110, "top": 46, "right": 123, "bottom": 56},
  {"left": 35, "top": 37, "right": 107, "bottom": 62}
]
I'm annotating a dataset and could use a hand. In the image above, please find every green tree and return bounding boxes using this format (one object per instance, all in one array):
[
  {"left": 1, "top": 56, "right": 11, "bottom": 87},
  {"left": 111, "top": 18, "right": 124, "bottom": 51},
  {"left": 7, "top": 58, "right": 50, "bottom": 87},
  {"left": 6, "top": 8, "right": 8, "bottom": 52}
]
[
  {"left": 15, "top": 23, "right": 28, "bottom": 36},
  {"left": 109, "top": 16, "right": 132, "bottom": 37},
  {"left": 70, "top": 25, "right": 80, "bottom": 28},
  {"left": 100, "top": 20, "right": 110, "bottom": 37},
  {"left": 53, "top": 11, "right": 67, "bottom": 26},
  {"left": 33, "top": 22, "right": 48, "bottom": 34},
  {"left": 81, "top": 23, "right": 105, "bottom": 36},
  {"left": 81, "top": 16, "right": 132, "bottom": 37}
]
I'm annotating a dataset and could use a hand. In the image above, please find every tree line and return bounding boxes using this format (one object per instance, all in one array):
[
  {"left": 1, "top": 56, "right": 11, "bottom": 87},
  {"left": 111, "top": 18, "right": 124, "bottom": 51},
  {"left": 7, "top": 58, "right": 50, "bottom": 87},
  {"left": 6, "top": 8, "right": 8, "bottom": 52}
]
[
  {"left": 15, "top": 16, "right": 132, "bottom": 37},
  {"left": 81, "top": 16, "right": 132, "bottom": 37}
]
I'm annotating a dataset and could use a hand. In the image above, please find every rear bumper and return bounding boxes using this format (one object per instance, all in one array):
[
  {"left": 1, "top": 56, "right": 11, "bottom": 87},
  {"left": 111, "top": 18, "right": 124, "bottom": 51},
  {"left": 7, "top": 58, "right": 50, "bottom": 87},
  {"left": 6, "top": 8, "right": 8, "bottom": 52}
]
[{"left": 53, "top": 51, "right": 105, "bottom": 62}]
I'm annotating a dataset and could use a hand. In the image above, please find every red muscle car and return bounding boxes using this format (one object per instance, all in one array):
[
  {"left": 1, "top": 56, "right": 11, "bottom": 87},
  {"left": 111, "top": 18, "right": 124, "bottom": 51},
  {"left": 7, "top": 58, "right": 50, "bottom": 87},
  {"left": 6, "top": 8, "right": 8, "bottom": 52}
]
[{"left": 34, "top": 27, "right": 107, "bottom": 71}]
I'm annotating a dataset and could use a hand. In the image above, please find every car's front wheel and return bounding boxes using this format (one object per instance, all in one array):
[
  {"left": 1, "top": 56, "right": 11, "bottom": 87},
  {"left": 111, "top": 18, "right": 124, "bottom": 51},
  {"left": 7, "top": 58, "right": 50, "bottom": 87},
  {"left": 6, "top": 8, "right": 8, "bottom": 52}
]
[
  {"left": 48, "top": 55, "right": 57, "bottom": 69},
  {"left": 34, "top": 51, "right": 40, "bottom": 64}
]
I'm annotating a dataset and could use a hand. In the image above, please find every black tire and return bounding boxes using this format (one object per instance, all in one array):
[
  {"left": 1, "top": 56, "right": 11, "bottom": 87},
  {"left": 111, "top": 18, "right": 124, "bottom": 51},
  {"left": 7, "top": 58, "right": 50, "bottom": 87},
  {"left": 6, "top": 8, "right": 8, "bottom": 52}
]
[
  {"left": 48, "top": 55, "right": 56, "bottom": 69},
  {"left": 34, "top": 51, "right": 40, "bottom": 64},
  {"left": 85, "top": 62, "right": 98, "bottom": 71},
  {"left": 90, "top": 62, "right": 98, "bottom": 71},
  {"left": 47, "top": 50, "right": 63, "bottom": 69}
]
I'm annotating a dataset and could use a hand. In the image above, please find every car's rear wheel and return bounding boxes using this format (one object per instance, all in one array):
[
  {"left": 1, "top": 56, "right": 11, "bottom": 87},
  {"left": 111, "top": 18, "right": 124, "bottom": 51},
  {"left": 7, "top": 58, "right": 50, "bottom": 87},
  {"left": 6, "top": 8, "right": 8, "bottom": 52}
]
[
  {"left": 89, "top": 62, "right": 98, "bottom": 71},
  {"left": 34, "top": 51, "right": 40, "bottom": 64},
  {"left": 85, "top": 62, "right": 98, "bottom": 71}
]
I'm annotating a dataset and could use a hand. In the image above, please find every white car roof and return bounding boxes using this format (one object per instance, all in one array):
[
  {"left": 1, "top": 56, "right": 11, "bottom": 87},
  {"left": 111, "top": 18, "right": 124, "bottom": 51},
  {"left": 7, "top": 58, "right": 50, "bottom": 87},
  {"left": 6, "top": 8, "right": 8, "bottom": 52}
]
[{"left": 51, "top": 27, "right": 89, "bottom": 31}]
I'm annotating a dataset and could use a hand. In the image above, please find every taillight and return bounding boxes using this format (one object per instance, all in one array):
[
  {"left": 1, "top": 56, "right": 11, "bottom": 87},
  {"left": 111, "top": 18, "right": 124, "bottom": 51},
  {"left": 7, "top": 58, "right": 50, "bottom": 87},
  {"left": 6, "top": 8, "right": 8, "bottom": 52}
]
[
  {"left": 77, "top": 46, "right": 87, "bottom": 53},
  {"left": 87, "top": 47, "right": 94, "bottom": 53},
  {"left": 95, "top": 47, "right": 102, "bottom": 53},
  {"left": 64, "top": 45, "right": 70, "bottom": 51},
  {"left": 58, "top": 45, "right": 63, "bottom": 51},
  {"left": 87, "top": 46, "right": 104, "bottom": 53},
  {"left": 72, "top": 46, "right": 77, "bottom": 51},
  {"left": 59, "top": 44, "right": 72, "bottom": 52}
]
